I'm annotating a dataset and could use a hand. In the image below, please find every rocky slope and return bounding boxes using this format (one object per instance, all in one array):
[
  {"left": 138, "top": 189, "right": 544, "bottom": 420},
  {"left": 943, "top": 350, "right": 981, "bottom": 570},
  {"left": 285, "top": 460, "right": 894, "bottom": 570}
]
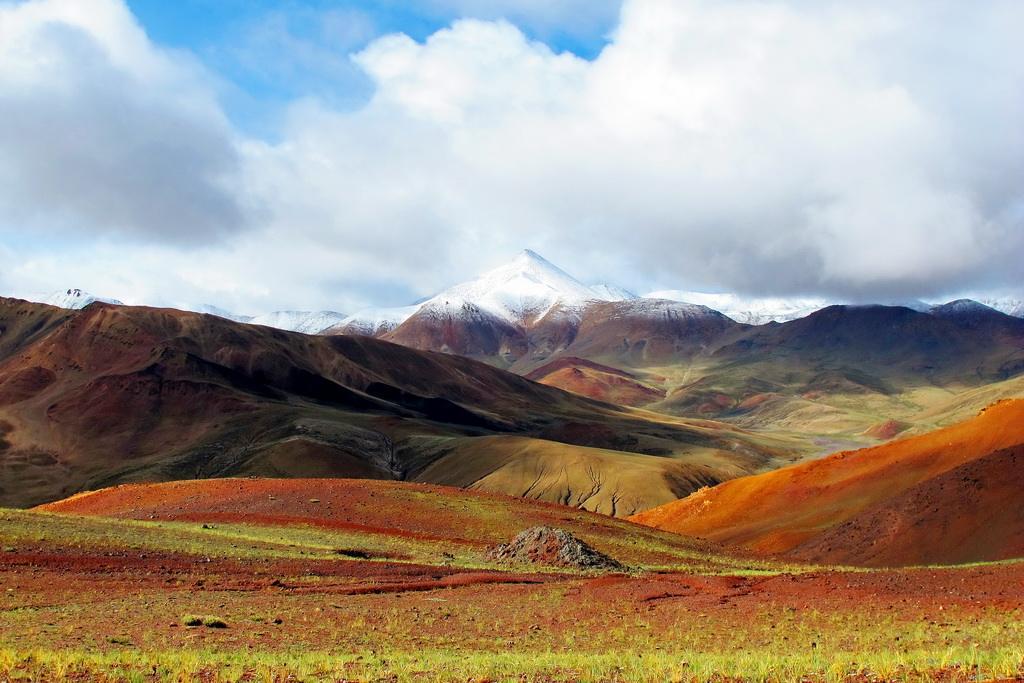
[{"left": 0, "top": 297, "right": 795, "bottom": 510}]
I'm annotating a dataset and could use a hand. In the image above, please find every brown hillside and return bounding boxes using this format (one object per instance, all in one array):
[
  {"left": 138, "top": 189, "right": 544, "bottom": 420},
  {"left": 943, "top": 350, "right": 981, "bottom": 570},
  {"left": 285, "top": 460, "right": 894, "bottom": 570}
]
[
  {"left": 0, "top": 298, "right": 792, "bottom": 510},
  {"left": 630, "top": 400, "right": 1024, "bottom": 565},
  {"left": 791, "top": 445, "right": 1024, "bottom": 566},
  {"left": 36, "top": 478, "right": 724, "bottom": 566},
  {"left": 526, "top": 357, "right": 664, "bottom": 407}
]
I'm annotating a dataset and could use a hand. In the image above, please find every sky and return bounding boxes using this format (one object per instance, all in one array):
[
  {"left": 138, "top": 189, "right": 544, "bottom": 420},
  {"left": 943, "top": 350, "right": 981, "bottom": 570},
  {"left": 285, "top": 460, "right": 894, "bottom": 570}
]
[{"left": 0, "top": 0, "right": 1021, "bottom": 315}]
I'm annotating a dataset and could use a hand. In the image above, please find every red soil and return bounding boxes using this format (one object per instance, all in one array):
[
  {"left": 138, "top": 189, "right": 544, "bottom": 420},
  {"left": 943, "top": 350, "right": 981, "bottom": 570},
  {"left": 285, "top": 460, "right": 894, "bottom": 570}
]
[
  {"left": 41, "top": 479, "right": 560, "bottom": 539},
  {"left": 4, "top": 536, "right": 1024, "bottom": 650},
  {"left": 696, "top": 393, "right": 736, "bottom": 415},
  {"left": 525, "top": 356, "right": 640, "bottom": 382},
  {"left": 527, "top": 360, "right": 665, "bottom": 407},
  {"left": 630, "top": 399, "right": 1024, "bottom": 566},
  {"left": 7, "top": 511, "right": 1024, "bottom": 635},
  {"left": 9, "top": 475, "right": 1024, "bottom": 677},
  {"left": 793, "top": 445, "right": 1024, "bottom": 567},
  {"left": 864, "top": 418, "right": 911, "bottom": 441},
  {"left": 736, "top": 392, "right": 775, "bottom": 411},
  {"left": 37, "top": 478, "right": 713, "bottom": 566},
  {"left": 0, "top": 542, "right": 560, "bottom": 609}
]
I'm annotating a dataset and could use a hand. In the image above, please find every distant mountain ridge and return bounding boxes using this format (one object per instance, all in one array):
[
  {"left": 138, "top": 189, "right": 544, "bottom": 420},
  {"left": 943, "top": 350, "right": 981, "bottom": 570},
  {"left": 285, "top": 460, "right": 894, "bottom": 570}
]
[
  {"left": 248, "top": 310, "right": 347, "bottom": 335},
  {"left": 24, "top": 254, "right": 1024, "bottom": 343},
  {"left": 189, "top": 304, "right": 254, "bottom": 323},
  {"left": 0, "top": 296, "right": 794, "bottom": 511},
  {"left": 42, "top": 288, "right": 123, "bottom": 309},
  {"left": 329, "top": 306, "right": 421, "bottom": 337},
  {"left": 375, "top": 251, "right": 764, "bottom": 369},
  {"left": 643, "top": 290, "right": 828, "bottom": 325},
  {"left": 32, "top": 292, "right": 346, "bottom": 335}
]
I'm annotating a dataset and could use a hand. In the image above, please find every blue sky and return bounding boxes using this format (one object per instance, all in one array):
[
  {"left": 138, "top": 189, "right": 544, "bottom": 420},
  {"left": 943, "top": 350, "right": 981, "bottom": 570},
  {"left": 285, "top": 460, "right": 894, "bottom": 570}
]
[{"left": 125, "top": 0, "right": 618, "bottom": 137}]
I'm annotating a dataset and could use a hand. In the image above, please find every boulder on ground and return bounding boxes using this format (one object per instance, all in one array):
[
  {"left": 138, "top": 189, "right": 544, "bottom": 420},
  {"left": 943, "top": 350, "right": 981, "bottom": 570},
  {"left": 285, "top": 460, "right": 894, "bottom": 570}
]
[{"left": 486, "top": 526, "right": 625, "bottom": 571}]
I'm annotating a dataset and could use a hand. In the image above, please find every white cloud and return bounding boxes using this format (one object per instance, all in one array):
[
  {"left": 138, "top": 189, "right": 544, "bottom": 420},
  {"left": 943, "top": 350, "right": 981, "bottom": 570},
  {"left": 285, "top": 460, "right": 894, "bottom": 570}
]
[
  {"left": 1, "top": 0, "right": 1022, "bottom": 312},
  {"left": 0, "top": 0, "right": 244, "bottom": 243},
  {"left": 245, "top": 0, "right": 1023, "bottom": 301}
]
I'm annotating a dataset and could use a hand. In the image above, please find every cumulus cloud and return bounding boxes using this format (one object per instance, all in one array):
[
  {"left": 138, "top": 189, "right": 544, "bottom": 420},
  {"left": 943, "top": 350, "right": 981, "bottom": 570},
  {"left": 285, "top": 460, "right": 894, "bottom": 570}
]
[
  {"left": 1, "top": 0, "right": 1023, "bottom": 311},
  {"left": 239, "top": 0, "right": 1022, "bottom": 302},
  {"left": 0, "top": 0, "right": 244, "bottom": 243}
]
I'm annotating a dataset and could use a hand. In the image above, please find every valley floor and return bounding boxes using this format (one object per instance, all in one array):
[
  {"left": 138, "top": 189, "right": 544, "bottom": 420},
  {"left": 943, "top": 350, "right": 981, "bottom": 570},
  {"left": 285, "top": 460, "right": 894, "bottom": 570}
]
[{"left": 1, "top": 480, "right": 1023, "bottom": 682}]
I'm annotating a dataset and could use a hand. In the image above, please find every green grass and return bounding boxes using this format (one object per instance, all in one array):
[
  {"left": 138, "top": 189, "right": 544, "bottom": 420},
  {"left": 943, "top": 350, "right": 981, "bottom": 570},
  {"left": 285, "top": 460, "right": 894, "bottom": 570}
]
[
  {"left": 1, "top": 647, "right": 1021, "bottom": 682},
  {"left": 3, "top": 506, "right": 1023, "bottom": 681},
  {"left": 0, "top": 507, "right": 465, "bottom": 565},
  {"left": 0, "top": 507, "right": 799, "bottom": 575},
  {"left": 639, "top": 357, "right": 1024, "bottom": 451},
  {"left": 181, "top": 615, "right": 227, "bottom": 628}
]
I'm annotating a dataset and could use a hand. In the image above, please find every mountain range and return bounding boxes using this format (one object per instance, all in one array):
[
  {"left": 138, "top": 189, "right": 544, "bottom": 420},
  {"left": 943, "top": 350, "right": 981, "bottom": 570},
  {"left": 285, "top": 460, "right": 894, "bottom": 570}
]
[
  {"left": 0, "top": 297, "right": 797, "bottom": 510},
  {"left": 28, "top": 251, "right": 1024, "bottom": 452},
  {"left": 5, "top": 253, "right": 1024, "bottom": 565},
  {"left": 34, "top": 250, "right": 1024, "bottom": 337}
]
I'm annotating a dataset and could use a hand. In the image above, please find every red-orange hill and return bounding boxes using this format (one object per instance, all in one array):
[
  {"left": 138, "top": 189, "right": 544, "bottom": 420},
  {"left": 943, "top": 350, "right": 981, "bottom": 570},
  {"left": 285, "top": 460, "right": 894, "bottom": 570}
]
[
  {"left": 39, "top": 478, "right": 576, "bottom": 542},
  {"left": 631, "top": 399, "right": 1024, "bottom": 567},
  {"left": 37, "top": 478, "right": 724, "bottom": 567},
  {"left": 524, "top": 357, "right": 665, "bottom": 407}
]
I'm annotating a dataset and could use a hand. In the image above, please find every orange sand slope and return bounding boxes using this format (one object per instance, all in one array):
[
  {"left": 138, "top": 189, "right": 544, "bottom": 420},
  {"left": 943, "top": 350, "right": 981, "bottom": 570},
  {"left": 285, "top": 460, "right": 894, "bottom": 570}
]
[{"left": 631, "top": 399, "right": 1024, "bottom": 567}]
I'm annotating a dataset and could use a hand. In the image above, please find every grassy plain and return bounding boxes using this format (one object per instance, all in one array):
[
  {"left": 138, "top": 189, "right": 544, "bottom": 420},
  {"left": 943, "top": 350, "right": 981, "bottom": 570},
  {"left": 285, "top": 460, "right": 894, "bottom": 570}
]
[{"left": 1, "top": 479, "right": 1022, "bottom": 681}]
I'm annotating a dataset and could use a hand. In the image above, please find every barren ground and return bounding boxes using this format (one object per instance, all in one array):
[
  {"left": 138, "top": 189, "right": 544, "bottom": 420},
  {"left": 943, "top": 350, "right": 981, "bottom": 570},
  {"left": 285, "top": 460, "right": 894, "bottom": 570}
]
[{"left": 0, "top": 479, "right": 1021, "bottom": 681}]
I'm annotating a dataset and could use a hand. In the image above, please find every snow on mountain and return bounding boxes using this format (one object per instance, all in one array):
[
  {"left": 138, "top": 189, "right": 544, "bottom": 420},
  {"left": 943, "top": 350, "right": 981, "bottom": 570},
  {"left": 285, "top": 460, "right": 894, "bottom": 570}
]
[
  {"left": 419, "top": 250, "right": 611, "bottom": 325},
  {"left": 589, "top": 283, "right": 638, "bottom": 301},
  {"left": 976, "top": 297, "right": 1024, "bottom": 318},
  {"left": 929, "top": 299, "right": 1000, "bottom": 317},
  {"left": 332, "top": 305, "right": 421, "bottom": 336},
  {"left": 247, "top": 310, "right": 347, "bottom": 335},
  {"left": 643, "top": 290, "right": 828, "bottom": 325},
  {"left": 34, "top": 291, "right": 344, "bottom": 335},
  {"left": 37, "top": 253, "right": 1021, "bottom": 343},
  {"left": 602, "top": 298, "right": 732, "bottom": 320},
  {"left": 42, "top": 288, "right": 123, "bottom": 310},
  {"left": 187, "top": 304, "right": 253, "bottom": 323},
  {"left": 322, "top": 254, "right": 641, "bottom": 338}
]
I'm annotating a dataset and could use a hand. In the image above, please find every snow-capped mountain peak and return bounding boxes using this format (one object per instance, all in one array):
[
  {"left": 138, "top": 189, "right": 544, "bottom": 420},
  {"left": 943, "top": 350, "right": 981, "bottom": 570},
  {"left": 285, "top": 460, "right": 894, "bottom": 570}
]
[
  {"left": 42, "top": 288, "right": 123, "bottom": 310},
  {"left": 421, "top": 250, "right": 608, "bottom": 324},
  {"left": 333, "top": 305, "right": 422, "bottom": 336},
  {"left": 643, "top": 290, "right": 828, "bottom": 325},
  {"left": 929, "top": 299, "right": 999, "bottom": 317}
]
